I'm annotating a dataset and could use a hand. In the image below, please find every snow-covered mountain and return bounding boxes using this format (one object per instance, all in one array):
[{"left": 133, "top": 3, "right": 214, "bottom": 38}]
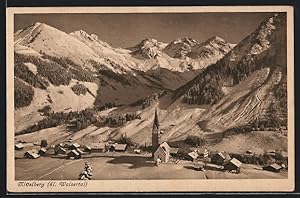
[
  {"left": 14, "top": 22, "right": 234, "bottom": 73},
  {"left": 163, "top": 37, "right": 200, "bottom": 59},
  {"left": 173, "top": 13, "right": 287, "bottom": 132},
  {"left": 129, "top": 38, "right": 167, "bottom": 59},
  {"left": 13, "top": 21, "right": 236, "bottom": 134},
  {"left": 13, "top": 13, "right": 288, "bottom": 155},
  {"left": 14, "top": 22, "right": 103, "bottom": 71},
  {"left": 188, "top": 36, "right": 236, "bottom": 60},
  {"left": 163, "top": 36, "right": 235, "bottom": 60}
]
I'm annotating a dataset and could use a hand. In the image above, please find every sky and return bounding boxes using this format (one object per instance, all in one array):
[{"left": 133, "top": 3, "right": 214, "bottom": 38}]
[{"left": 14, "top": 12, "right": 274, "bottom": 48}]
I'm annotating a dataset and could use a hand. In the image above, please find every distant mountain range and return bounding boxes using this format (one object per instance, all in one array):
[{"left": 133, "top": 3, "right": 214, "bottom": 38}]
[{"left": 14, "top": 13, "right": 287, "bottom": 150}]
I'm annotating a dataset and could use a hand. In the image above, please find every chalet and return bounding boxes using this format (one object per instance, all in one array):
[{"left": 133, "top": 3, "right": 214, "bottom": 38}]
[
  {"left": 263, "top": 163, "right": 282, "bottom": 173},
  {"left": 187, "top": 151, "right": 199, "bottom": 162},
  {"left": 134, "top": 149, "right": 141, "bottom": 154},
  {"left": 192, "top": 148, "right": 209, "bottom": 158},
  {"left": 114, "top": 144, "right": 127, "bottom": 152},
  {"left": 223, "top": 158, "right": 242, "bottom": 171},
  {"left": 54, "top": 146, "right": 67, "bottom": 155},
  {"left": 24, "top": 150, "right": 40, "bottom": 159},
  {"left": 67, "top": 150, "right": 81, "bottom": 159},
  {"left": 69, "top": 143, "right": 80, "bottom": 150},
  {"left": 90, "top": 143, "right": 106, "bottom": 152},
  {"left": 169, "top": 147, "right": 179, "bottom": 156},
  {"left": 15, "top": 143, "right": 24, "bottom": 150},
  {"left": 154, "top": 142, "right": 172, "bottom": 162},
  {"left": 39, "top": 147, "right": 47, "bottom": 156},
  {"left": 211, "top": 152, "right": 231, "bottom": 165}
]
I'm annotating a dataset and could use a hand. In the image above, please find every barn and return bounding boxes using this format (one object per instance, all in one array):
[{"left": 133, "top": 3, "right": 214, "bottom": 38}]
[
  {"left": 90, "top": 143, "right": 106, "bottom": 153},
  {"left": 15, "top": 143, "right": 24, "bottom": 150},
  {"left": 223, "top": 158, "right": 242, "bottom": 171},
  {"left": 54, "top": 146, "right": 67, "bottom": 155},
  {"left": 69, "top": 143, "right": 80, "bottom": 150},
  {"left": 24, "top": 150, "right": 40, "bottom": 159},
  {"left": 38, "top": 147, "right": 47, "bottom": 156},
  {"left": 67, "top": 150, "right": 81, "bottom": 159},
  {"left": 263, "top": 163, "right": 282, "bottom": 173},
  {"left": 114, "top": 144, "right": 127, "bottom": 152},
  {"left": 187, "top": 151, "right": 199, "bottom": 162},
  {"left": 211, "top": 152, "right": 231, "bottom": 165}
]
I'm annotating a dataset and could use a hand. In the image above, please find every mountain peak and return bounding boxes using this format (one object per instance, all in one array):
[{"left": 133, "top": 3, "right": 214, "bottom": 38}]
[
  {"left": 129, "top": 38, "right": 163, "bottom": 59},
  {"left": 163, "top": 37, "right": 199, "bottom": 59},
  {"left": 69, "top": 30, "right": 112, "bottom": 49},
  {"left": 70, "top": 30, "right": 96, "bottom": 40},
  {"left": 172, "top": 37, "right": 199, "bottom": 46}
]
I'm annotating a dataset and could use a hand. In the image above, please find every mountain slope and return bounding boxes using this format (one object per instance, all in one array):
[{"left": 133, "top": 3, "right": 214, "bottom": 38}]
[
  {"left": 14, "top": 22, "right": 102, "bottom": 71},
  {"left": 173, "top": 13, "right": 287, "bottom": 131}
]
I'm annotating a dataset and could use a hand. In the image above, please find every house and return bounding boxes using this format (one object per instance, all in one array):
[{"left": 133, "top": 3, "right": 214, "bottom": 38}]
[
  {"left": 187, "top": 151, "right": 199, "bottom": 162},
  {"left": 211, "top": 152, "right": 231, "bottom": 165},
  {"left": 15, "top": 143, "right": 24, "bottom": 150},
  {"left": 39, "top": 148, "right": 47, "bottom": 156},
  {"left": 134, "top": 149, "right": 141, "bottom": 154},
  {"left": 24, "top": 150, "right": 40, "bottom": 159},
  {"left": 223, "top": 158, "right": 242, "bottom": 171},
  {"left": 67, "top": 150, "right": 81, "bottom": 159},
  {"left": 169, "top": 147, "right": 179, "bottom": 156},
  {"left": 263, "top": 163, "right": 282, "bottom": 173},
  {"left": 90, "top": 143, "right": 106, "bottom": 152},
  {"left": 192, "top": 148, "right": 209, "bottom": 158},
  {"left": 69, "top": 143, "right": 80, "bottom": 150},
  {"left": 54, "top": 145, "right": 67, "bottom": 155},
  {"left": 114, "top": 144, "right": 127, "bottom": 152}
]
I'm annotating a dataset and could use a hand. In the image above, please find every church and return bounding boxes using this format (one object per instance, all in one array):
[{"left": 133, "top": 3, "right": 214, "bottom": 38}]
[{"left": 151, "top": 108, "right": 173, "bottom": 163}]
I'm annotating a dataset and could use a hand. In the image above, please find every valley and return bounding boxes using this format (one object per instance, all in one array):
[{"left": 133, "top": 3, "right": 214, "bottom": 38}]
[{"left": 13, "top": 13, "right": 289, "bottom": 180}]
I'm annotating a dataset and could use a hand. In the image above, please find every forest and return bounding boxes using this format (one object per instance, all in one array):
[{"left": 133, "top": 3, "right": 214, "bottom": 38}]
[
  {"left": 180, "top": 54, "right": 263, "bottom": 105},
  {"left": 17, "top": 108, "right": 97, "bottom": 135},
  {"left": 14, "top": 77, "right": 34, "bottom": 109}
]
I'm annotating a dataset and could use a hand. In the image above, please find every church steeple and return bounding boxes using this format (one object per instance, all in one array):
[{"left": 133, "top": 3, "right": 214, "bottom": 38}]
[{"left": 152, "top": 108, "right": 160, "bottom": 157}]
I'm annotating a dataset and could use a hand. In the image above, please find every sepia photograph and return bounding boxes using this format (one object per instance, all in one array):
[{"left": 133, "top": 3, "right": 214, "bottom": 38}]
[{"left": 6, "top": 6, "right": 294, "bottom": 192}]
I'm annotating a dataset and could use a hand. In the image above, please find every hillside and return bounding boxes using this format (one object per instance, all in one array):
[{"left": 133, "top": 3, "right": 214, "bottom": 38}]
[
  {"left": 13, "top": 13, "right": 288, "bottom": 155},
  {"left": 173, "top": 13, "right": 287, "bottom": 131}
]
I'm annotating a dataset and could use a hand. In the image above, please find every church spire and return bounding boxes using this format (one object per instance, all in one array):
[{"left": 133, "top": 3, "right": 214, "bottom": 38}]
[{"left": 152, "top": 108, "right": 160, "bottom": 157}]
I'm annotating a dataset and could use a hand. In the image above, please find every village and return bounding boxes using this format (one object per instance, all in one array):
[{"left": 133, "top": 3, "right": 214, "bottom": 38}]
[{"left": 14, "top": 109, "right": 288, "bottom": 180}]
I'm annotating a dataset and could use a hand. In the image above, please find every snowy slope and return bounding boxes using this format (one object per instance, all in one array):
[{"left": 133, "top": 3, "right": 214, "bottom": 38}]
[{"left": 14, "top": 22, "right": 102, "bottom": 71}]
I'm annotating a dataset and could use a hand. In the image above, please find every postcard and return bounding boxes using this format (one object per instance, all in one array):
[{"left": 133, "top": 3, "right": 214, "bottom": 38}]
[{"left": 7, "top": 6, "right": 294, "bottom": 192}]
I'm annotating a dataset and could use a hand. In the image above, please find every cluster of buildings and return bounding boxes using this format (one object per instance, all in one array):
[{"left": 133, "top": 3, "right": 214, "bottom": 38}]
[
  {"left": 150, "top": 109, "right": 287, "bottom": 174},
  {"left": 15, "top": 139, "right": 128, "bottom": 160},
  {"left": 14, "top": 109, "right": 288, "bottom": 176}
]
